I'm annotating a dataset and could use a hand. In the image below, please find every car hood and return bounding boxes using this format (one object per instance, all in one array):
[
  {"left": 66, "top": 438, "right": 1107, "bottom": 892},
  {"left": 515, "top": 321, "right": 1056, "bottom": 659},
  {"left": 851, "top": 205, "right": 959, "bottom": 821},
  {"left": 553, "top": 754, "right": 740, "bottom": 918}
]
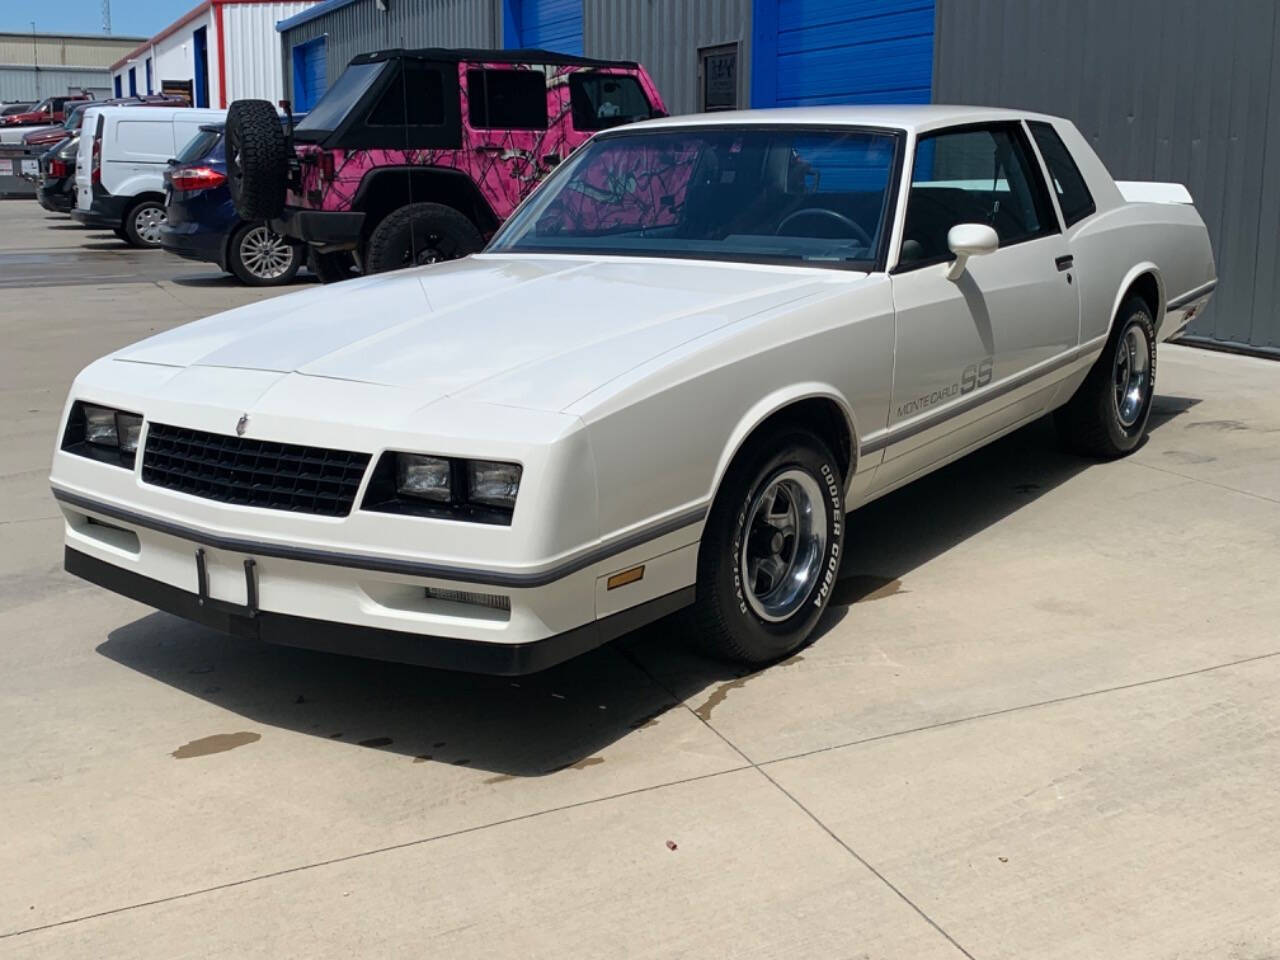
[{"left": 113, "top": 255, "right": 845, "bottom": 413}]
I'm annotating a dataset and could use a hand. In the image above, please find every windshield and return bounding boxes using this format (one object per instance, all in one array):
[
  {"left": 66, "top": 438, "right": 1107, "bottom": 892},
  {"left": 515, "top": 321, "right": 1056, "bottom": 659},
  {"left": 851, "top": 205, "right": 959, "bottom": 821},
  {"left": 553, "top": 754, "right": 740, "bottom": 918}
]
[
  {"left": 294, "top": 61, "right": 386, "bottom": 137},
  {"left": 64, "top": 104, "right": 90, "bottom": 131},
  {"left": 31, "top": 98, "right": 55, "bottom": 114},
  {"left": 488, "top": 126, "right": 901, "bottom": 269}
]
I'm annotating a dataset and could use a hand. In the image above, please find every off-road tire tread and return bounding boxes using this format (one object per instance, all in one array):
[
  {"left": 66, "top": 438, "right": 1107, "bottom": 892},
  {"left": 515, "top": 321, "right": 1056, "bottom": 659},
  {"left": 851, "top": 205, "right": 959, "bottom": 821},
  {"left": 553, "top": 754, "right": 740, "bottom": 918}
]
[
  {"left": 364, "top": 202, "right": 483, "bottom": 275},
  {"left": 226, "top": 99, "right": 288, "bottom": 221}
]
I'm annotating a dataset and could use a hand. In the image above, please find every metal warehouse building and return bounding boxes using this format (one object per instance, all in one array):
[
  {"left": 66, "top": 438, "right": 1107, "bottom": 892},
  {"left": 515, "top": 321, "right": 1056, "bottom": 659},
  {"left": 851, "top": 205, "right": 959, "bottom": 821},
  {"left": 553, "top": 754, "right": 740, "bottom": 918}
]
[
  {"left": 0, "top": 32, "right": 144, "bottom": 102},
  {"left": 109, "top": 0, "right": 321, "bottom": 108},
  {"left": 276, "top": 0, "right": 1279, "bottom": 354}
]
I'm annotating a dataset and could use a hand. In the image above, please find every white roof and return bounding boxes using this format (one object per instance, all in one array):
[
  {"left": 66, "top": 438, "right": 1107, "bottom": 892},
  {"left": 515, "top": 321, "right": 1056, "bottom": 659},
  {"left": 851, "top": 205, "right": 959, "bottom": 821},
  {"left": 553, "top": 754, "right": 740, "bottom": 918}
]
[{"left": 634, "top": 104, "right": 1058, "bottom": 135}]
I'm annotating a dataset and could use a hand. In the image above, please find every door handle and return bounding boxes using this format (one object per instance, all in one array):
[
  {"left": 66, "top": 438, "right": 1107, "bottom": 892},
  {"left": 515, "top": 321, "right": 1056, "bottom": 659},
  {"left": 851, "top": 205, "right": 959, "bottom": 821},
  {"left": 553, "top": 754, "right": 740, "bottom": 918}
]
[{"left": 1055, "top": 255, "right": 1074, "bottom": 272}]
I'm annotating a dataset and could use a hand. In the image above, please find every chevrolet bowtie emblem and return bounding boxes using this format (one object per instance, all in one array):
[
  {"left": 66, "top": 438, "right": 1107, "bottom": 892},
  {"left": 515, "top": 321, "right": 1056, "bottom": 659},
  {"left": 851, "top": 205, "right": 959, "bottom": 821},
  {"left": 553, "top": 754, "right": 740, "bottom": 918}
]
[{"left": 236, "top": 414, "right": 250, "bottom": 436}]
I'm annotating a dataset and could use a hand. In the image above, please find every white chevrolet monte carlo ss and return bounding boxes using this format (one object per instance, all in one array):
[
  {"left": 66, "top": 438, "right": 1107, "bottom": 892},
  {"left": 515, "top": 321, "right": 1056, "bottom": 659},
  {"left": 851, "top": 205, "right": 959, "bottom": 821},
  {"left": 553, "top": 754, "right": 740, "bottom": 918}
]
[{"left": 51, "top": 105, "right": 1216, "bottom": 674}]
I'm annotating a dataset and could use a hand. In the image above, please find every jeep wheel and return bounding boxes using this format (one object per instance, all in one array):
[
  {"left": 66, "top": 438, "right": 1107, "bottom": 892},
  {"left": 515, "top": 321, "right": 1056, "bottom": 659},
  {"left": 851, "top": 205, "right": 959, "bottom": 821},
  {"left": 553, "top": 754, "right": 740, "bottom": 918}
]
[
  {"left": 227, "top": 223, "right": 300, "bottom": 286},
  {"left": 364, "top": 203, "right": 484, "bottom": 275},
  {"left": 226, "top": 99, "right": 288, "bottom": 221},
  {"left": 691, "top": 427, "right": 845, "bottom": 665},
  {"left": 122, "top": 198, "right": 165, "bottom": 248}
]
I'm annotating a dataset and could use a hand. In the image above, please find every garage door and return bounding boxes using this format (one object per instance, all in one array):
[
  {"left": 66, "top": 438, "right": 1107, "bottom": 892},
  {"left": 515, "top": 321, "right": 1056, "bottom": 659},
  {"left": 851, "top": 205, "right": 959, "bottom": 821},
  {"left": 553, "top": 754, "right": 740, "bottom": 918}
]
[
  {"left": 505, "top": 0, "right": 583, "bottom": 56},
  {"left": 292, "top": 36, "right": 328, "bottom": 114},
  {"left": 751, "top": 0, "right": 935, "bottom": 107}
]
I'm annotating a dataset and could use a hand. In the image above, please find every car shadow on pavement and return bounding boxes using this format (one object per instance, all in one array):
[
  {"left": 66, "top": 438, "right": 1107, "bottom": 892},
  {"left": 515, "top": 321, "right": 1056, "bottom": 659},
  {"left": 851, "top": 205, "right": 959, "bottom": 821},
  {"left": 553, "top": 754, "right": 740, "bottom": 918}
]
[{"left": 96, "top": 397, "right": 1199, "bottom": 777}]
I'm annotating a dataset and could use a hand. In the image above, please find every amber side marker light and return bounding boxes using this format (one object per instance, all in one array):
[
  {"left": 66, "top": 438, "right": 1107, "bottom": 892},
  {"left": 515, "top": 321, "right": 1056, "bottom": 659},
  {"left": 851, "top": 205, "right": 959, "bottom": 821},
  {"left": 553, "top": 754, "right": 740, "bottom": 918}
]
[{"left": 606, "top": 565, "right": 645, "bottom": 590}]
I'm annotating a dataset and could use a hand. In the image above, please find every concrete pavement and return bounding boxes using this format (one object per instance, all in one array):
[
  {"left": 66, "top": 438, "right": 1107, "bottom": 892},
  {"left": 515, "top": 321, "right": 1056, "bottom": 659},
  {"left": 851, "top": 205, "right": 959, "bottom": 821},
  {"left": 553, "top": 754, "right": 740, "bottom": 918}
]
[{"left": 2, "top": 201, "right": 1278, "bottom": 958}]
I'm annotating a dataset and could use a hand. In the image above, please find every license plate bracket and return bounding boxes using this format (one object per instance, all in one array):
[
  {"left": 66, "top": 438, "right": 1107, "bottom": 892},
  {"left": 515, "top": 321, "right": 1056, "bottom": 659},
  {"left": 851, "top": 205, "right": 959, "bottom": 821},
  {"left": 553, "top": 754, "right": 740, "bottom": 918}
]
[{"left": 195, "top": 548, "right": 259, "bottom": 617}]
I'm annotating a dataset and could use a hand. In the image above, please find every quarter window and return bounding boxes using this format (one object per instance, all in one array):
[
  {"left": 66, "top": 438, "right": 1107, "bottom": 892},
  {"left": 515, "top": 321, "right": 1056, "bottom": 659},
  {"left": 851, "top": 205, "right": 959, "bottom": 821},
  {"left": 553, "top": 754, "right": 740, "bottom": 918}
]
[
  {"left": 1029, "top": 120, "right": 1096, "bottom": 226},
  {"left": 900, "top": 124, "right": 1056, "bottom": 268},
  {"left": 467, "top": 69, "right": 547, "bottom": 130},
  {"left": 569, "top": 73, "right": 652, "bottom": 130},
  {"left": 367, "top": 61, "right": 445, "bottom": 126}
]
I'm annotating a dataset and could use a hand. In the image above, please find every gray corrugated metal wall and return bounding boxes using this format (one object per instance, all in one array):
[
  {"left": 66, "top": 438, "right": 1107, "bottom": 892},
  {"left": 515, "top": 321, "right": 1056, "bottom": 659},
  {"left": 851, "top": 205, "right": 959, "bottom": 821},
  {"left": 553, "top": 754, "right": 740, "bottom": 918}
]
[
  {"left": 0, "top": 65, "right": 113, "bottom": 101},
  {"left": 583, "top": 0, "right": 751, "bottom": 116},
  {"left": 933, "top": 0, "right": 1280, "bottom": 353},
  {"left": 280, "top": 0, "right": 499, "bottom": 96}
]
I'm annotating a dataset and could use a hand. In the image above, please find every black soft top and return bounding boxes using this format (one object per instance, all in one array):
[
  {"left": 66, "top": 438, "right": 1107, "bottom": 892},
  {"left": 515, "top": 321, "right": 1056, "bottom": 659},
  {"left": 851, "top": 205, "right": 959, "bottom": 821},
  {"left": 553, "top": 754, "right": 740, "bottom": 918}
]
[{"left": 349, "top": 47, "right": 640, "bottom": 70}]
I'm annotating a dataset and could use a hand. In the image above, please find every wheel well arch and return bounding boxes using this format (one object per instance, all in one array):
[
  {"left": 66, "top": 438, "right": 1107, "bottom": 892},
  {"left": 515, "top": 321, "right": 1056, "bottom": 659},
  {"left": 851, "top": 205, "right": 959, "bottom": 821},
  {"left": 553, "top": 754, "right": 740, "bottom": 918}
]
[
  {"left": 1109, "top": 264, "right": 1165, "bottom": 336},
  {"left": 351, "top": 167, "right": 499, "bottom": 244},
  {"left": 707, "top": 389, "right": 858, "bottom": 515}
]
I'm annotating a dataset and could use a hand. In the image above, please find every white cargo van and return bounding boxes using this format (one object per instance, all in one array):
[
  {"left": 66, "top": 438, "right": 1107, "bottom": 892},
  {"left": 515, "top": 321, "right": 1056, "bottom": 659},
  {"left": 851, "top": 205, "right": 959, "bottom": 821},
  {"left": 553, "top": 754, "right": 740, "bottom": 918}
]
[{"left": 73, "top": 105, "right": 226, "bottom": 247}]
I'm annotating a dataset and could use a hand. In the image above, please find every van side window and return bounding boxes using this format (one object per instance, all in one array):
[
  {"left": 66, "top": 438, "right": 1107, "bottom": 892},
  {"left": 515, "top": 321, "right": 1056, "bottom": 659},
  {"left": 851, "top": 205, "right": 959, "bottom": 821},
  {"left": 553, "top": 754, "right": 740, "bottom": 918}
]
[
  {"left": 899, "top": 124, "right": 1056, "bottom": 268},
  {"left": 1028, "top": 120, "right": 1096, "bottom": 226},
  {"left": 367, "top": 61, "right": 446, "bottom": 126},
  {"left": 467, "top": 69, "right": 547, "bottom": 130},
  {"left": 569, "top": 74, "right": 652, "bottom": 130}
]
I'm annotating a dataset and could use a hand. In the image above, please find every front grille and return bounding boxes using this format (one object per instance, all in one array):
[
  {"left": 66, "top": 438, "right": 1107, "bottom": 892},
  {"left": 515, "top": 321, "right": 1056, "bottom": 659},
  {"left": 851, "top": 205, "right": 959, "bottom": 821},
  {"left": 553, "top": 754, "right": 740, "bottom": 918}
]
[{"left": 142, "top": 423, "right": 371, "bottom": 517}]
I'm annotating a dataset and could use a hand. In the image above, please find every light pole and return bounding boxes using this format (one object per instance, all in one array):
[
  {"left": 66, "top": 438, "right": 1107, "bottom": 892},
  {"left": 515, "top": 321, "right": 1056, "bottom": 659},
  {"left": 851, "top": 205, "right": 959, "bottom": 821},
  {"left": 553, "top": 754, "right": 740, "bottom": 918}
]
[{"left": 30, "top": 21, "right": 40, "bottom": 99}]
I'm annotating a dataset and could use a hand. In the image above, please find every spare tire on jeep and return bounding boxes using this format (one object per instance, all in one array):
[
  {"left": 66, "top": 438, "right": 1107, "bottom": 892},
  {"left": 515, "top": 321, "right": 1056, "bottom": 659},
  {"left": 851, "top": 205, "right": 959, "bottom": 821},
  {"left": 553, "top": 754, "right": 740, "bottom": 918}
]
[{"left": 226, "top": 99, "right": 289, "bottom": 221}]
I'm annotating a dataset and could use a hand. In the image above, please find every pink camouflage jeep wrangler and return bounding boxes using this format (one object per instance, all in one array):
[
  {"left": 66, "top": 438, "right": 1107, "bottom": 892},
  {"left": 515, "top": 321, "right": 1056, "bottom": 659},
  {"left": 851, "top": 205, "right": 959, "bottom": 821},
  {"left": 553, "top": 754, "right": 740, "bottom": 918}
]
[{"left": 225, "top": 47, "right": 665, "bottom": 282}]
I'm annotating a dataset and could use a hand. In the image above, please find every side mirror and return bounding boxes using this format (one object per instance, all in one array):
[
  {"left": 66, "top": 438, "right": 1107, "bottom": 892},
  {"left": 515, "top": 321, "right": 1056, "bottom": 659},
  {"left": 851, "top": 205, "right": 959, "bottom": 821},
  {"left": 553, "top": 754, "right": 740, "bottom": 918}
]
[{"left": 945, "top": 223, "right": 998, "bottom": 281}]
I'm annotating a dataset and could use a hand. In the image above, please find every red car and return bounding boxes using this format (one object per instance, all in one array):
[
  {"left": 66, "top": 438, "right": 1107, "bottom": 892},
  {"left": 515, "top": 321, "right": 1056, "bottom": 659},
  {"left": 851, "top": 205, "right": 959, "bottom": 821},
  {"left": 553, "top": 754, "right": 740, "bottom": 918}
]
[
  {"left": 21, "top": 96, "right": 187, "bottom": 148},
  {"left": 0, "top": 94, "right": 91, "bottom": 128}
]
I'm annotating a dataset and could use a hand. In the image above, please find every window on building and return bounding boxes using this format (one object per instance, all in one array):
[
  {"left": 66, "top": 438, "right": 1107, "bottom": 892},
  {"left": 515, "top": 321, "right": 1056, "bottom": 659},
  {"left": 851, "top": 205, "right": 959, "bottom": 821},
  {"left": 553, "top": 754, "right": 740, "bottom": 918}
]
[
  {"left": 1028, "top": 120, "right": 1096, "bottom": 227},
  {"left": 568, "top": 73, "right": 652, "bottom": 130},
  {"left": 367, "top": 60, "right": 446, "bottom": 126},
  {"left": 466, "top": 69, "right": 547, "bottom": 130},
  {"left": 699, "top": 44, "right": 738, "bottom": 112},
  {"left": 900, "top": 124, "right": 1056, "bottom": 267}
]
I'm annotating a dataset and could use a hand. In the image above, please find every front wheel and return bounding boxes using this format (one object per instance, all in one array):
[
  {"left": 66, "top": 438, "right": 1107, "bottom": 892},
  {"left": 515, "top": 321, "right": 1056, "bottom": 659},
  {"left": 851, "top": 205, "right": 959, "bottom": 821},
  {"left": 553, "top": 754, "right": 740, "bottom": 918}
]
[
  {"left": 1056, "top": 295, "right": 1157, "bottom": 458},
  {"left": 227, "top": 222, "right": 300, "bottom": 286},
  {"left": 691, "top": 428, "right": 845, "bottom": 665},
  {"left": 122, "top": 199, "right": 165, "bottom": 248}
]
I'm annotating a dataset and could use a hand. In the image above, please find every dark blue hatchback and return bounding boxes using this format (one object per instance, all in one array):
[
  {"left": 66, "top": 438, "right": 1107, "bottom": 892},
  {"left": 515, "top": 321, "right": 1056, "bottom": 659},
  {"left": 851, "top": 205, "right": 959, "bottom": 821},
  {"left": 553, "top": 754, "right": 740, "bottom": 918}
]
[{"left": 161, "top": 123, "right": 303, "bottom": 286}]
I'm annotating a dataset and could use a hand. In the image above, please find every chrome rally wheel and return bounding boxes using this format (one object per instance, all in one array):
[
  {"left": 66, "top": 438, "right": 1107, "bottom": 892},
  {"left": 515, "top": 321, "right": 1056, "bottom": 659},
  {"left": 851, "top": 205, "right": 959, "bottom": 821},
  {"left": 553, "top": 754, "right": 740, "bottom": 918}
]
[
  {"left": 739, "top": 469, "right": 829, "bottom": 623},
  {"left": 1113, "top": 321, "right": 1152, "bottom": 428}
]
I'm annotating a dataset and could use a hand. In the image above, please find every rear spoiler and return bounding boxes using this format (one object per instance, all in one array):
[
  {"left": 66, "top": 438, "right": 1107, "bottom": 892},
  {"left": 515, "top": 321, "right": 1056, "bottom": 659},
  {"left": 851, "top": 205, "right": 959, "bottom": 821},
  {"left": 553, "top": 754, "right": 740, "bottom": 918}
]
[{"left": 1116, "top": 181, "right": 1194, "bottom": 204}]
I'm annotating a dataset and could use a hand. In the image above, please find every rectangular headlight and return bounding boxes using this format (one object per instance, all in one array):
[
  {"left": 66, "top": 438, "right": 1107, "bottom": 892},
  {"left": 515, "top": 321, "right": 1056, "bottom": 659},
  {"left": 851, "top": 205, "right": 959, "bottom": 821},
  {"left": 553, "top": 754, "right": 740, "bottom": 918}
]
[
  {"left": 83, "top": 404, "right": 119, "bottom": 446},
  {"left": 396, "top": 454, "right": 452, "bottom": 501},
  {"left": 62, "top": 401, "right": 145, "bottom": 469},
  {"left": 466, "top": 460, "right": 522, "bottom": 509}
]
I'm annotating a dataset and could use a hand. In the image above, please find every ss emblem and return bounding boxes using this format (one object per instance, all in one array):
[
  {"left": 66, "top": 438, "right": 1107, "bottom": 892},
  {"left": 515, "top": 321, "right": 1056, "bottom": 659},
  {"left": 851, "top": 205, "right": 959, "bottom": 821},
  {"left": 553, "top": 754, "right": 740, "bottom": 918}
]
[{"left": 961, "top": 357, "right": 993, "bottom": 394}]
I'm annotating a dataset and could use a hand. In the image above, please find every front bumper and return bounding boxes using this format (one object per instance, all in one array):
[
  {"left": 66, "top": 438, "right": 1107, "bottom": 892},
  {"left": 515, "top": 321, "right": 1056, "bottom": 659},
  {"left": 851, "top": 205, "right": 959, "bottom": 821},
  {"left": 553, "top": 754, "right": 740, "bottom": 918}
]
[
  {"left": 270, "top": 206, "right": 365, "bottom": 252},
  {"left": 71, "top": 189, "right": 130, "bottom": 229},
  {"left": 65, "top": 546, "right": 690, "bottom": 674}
]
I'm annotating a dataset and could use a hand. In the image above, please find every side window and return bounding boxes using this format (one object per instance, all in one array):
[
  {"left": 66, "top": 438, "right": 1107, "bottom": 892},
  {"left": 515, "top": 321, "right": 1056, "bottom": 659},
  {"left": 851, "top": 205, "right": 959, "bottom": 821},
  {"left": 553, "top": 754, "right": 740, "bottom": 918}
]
[
  {"left": 367, "top": 61, "right": 445, "bottom": 126},
  {"left": 1028, "top": 120, "right": 1096, "bottom": 226},
  {"left": 467, "top": 69, "right": 547, "bottom": 130},
  {"left": 569, "top": 73, "right": 652, "bottom": 131},
  {"left": 900, "top": 125, "right": 1056, "bottom": 268}
]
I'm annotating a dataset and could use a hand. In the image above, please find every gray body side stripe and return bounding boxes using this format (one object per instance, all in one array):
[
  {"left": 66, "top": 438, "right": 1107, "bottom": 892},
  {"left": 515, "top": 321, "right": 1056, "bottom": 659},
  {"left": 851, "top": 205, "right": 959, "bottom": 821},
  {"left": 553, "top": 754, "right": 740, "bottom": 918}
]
[
  {"left": 1166, "top": 279, "right": 1217, "bottom": 310},
  {"left": 50, "top": 486, "right": 707, "bottom": 589},
  {"left": 858, "top": 337, "right": 1105, "bottom": 456}
]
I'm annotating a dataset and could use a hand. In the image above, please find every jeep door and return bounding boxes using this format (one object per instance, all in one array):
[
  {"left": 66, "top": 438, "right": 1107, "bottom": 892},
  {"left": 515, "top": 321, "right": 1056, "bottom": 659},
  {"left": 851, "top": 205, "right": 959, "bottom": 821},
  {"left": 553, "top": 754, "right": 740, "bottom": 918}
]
[{"left": 874, "top": 121, "right": 1078, "bottom": 492}]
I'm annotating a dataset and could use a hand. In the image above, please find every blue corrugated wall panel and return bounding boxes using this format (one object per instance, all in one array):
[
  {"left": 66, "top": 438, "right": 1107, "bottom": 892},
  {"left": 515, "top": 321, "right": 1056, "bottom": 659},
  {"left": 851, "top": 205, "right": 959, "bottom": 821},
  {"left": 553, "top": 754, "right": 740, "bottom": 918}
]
[
  {"left": 292, "top": 36, "right": 328, "bottom": 113},
  {"left": 505, "top": 0, "right": 584, "bottom": 55},
  {"left": 752, "top": 0, "right": 935, "bottom": 108}
]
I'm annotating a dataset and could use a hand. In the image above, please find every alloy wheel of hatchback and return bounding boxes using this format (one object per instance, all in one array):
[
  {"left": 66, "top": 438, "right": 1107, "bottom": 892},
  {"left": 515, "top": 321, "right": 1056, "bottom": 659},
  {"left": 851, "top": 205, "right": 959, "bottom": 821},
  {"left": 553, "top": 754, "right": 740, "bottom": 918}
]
[{"left": 240, "top": 226, "right": 295, "bottom": 280}]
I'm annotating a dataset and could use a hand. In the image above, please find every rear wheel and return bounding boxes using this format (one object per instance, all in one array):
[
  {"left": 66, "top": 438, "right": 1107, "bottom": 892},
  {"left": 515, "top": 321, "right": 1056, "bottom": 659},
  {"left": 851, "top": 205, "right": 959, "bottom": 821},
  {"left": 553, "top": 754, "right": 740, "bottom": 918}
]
[
  {"left": 364, "top": 202, "right": 483, "bottom": 275},
  {"left": 691, "top": 427, "right": 845, "bottom": 665},
  {"left": 122, "top": 198, "right": 165, "bottom": 248},
  {"left": 1056, "top": 295, "right": 1157, "bottom": 458},
  {"left": 227, "top": 222, "right": 300, "bottom": 286},
  {"left": 225, "top": 99, "right": 289, "bottom": 221}
]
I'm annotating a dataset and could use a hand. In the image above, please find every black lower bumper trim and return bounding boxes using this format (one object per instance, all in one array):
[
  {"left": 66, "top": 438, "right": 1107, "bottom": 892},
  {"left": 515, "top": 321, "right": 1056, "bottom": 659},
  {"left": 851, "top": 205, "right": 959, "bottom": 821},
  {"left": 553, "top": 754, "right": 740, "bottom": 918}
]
[
  {"left": 65, "top": 547, "right": 694, "bottom": 675},
  {"left": 270, "top": 206, "right": 365, "bottom": 250}
]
